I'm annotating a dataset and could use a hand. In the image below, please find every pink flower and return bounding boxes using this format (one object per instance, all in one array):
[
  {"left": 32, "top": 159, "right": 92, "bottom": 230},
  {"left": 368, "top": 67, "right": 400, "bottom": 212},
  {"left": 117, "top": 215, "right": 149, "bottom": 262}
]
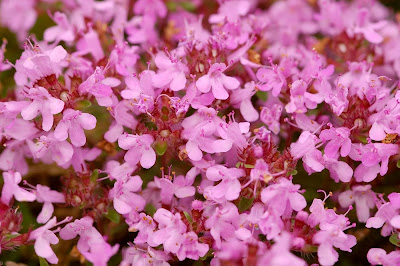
[
  {"left": 14, "top": 45, "right": 68, "bottom": 86},
  {"left": 338, "top": 185, "right": 376, "bottom": 223},
  {"left": 121, "top": 245, "right": 171, "bottom": 266},
  {"left": 129, "top": 213, "right": 157, "bottom": 246},
  {"left": 367, "top": 248, "right": 400, "bottom": 266},
  {"left": 230, "top": 81, "right": 259, "bottom": 122},
  {"left": 118, "top": 133, "right": 156, "bottom": 169},
  {"left": 205, "top": 202, "right": 239, "bottom": 248},
  {"left": 34, "top": 184, "right": 66, "bottom": 224},
  {"left": 28, "top": 133, "right": 74, "bottom": 166},
  {"left": 176, "top": 232, "right": 209, "bottom": 261},
  {"left": 350, "top": 143, "right": 398, "bottom": 182},
  {"left": 320, "top": 126, "right": 352, "bottom": 158},
  {"left": 258, "top": 232, "right": 307, "bottom": 266},
  {"left": 157, "top": 167, "right": 197, "bottom": 205},
  {"left": 153, "top": 52, "right": 188, "bottom": 91},
  {"left": 203, "top": 165, "right": 245, "bottom": 203},
  {"left": 1, "top": 171, "right": 36, "bottom": 205},
  {"left": 261, "top": 178, "right": 307, "bottom": 217},
  {"left": 54, "top": 109, "right": 97, "bottom": 147},
  {"left": 29, "top": 217, "right": 72, "bottom": 264},
  {"left": 44, "top": 12, "right": 75, "bottom": 45},
  {"left": 260, "top": 104, "right": 283, "bottom": 134},
  {"left": 366, "top": 193, "right": 400, "bottom": 237},
  {"left": 196, "top": 63, "right": 240, "bottom": 100},
  {"left": 256, "top": 67, "right": 286, "bottom": 97},
  {"left": 109, "top": 175, "right": 145, "bottom": 215},
  {"left": 80, "top": 240, "right": 119, "bottom": 266},
  {"left": 59, "top": 216, "right": 103, "bottom": 253},
  {"left": 151, "top": 208, "right": 187, "bottom": 254},
  {"left": 79, "top": 67, "right": 120, "bottom": 107},
  {"left": 20, "top": 87, "right": 65, "bottom": 131},
  {"left": 290, "top": 131, "right": 325, "bottom": 173}
]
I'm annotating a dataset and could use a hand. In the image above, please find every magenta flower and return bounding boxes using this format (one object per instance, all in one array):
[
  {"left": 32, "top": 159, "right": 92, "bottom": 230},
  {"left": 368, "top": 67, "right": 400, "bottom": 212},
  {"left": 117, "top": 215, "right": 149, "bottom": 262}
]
[
  {"left": 261, "top": 178, "right": 307, "bottom": 217},
  {"left": 153, "top": 52, "right": 188, "bottom": 91},
  {"left": 29, "top": 216, "right": 72, "bottom": 264},
  {"left": 203, "top": 165, "right": 245, "bottom": 203},
  {"left": 129, "top": 213, "right": 157, "bottom": 246},
  {"left": 0, "top": 40, "right": 11, "bottom": 72},
  {"left": 34, "top": 184, "right": 66, "bottom": 224},
  {"left": 1, "top": 171, "right": 36, "bottom": 205},
  {"left": 151, "top": 208, "right": 187, "bottom": 254},
  {"left": 20, "top": 86, "right": 65, "bottom": 131},
  {"left": 367, "top": 248, "right": 400, "bottom": 266},
  {"left": 338, "top": 185, "right": 376, "bottom": 223},
  {"left": 44, "top": 12, "right": 75, "bottom": 45},
  {"left": 54, "top": 109, "right": 97, "bottom": 147},
  {"left": 176, "top": 232, "right": 209, "bottom": 261},
  {"left": 118, "top": 133, "right": 156, "bottom": 169},
  {"left": 320, "top": 126, "right": 352, "bottom": 158},
  {"left": 109, "top": 175, "right": 145, "bottom": 215},
  {"left": 260, "top": 104, "right": 283, "bottom": 134},
  {"left": 256, "top": 67, "right": 286, "bottom": 97},
  {"left": 196, "top": 63, "right": 240, "bottom": 100},
  {"left": 205, "top": 202, "right": 239, "bottom": 248}
]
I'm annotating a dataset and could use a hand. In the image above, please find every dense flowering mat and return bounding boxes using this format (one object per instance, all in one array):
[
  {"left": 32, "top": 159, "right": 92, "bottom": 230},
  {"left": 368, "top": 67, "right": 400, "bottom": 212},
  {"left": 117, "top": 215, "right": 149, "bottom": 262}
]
[{"left": 1, "top": 0, "right": 400, "bottom": 265}]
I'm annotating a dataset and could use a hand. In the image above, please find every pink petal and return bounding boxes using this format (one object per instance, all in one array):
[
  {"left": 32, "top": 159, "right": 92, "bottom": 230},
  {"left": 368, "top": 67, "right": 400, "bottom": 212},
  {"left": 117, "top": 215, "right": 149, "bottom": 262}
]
[
  {"left": 222, "top": 75, "right": 240, "bottom": 90},
  {"left": 240, "top": 99, "right": 259, "bottom": 122},
  {"left": 124, "top": 148, "right": 141, "bottom": 166},
  {"left": 78, "top": 113, "right": 97, "bottom": 130},
  {"left": 54, "top": 120, "right": 70, "bottom": 141},
  {"left": 318, "top": 244, "right": 339, "bottom": 266},
  {"left": 41, "top": 108, "right": 54, "bottom": 131},
  {"left": 69, "top": 122, "right": 86, "bottom": 147},
  {"left": 390, "top": 216, "right": 400, "bottom": 229},
  {"left": 366, "top": 217, "right": 385, "bottom": 228},
  {"left": 211, "top": 80, "right": 229, "bottom": 100},
  {"left": 21, "top": 101, "right": 40, "bottom": 120},
  {"left": 14, "top": 187, "right": 36, "bottom": 202},
  {"left": 196, "top": 75, "right": 211, "bottom": 93},
  {"left": 289, "top": 193, "right": 307, "bottom": 211},
  {"left": 37, "top": 202, "right": 54, "bottom": 224},
  {"left": 34, "top": 235, "right": 55, "bottom": 258},
  {"left": 175, "top": 186, "right": 195, "bottom": 198},
  {"left": 113, "top": 197, "right": 132, "bottom": 214},
  {"left": 140, "top": 148, "right": 156, "bottom": 169},
  {"left": 170, "top": 72, "right": 186, "bottom": 91},
  {"left": 186, "top": 140, "right": 203, "bottom": 161}
]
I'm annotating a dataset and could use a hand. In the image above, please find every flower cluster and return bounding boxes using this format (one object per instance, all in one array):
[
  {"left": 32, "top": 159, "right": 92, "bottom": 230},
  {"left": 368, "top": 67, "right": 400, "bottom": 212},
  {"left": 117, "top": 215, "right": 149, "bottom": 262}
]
[{"left": 1, "top": 0, "right": 400, "bottom": 265}]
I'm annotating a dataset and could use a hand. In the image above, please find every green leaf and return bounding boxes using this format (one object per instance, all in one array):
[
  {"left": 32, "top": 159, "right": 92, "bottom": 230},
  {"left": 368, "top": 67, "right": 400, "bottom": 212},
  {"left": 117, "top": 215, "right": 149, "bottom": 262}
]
[
  {"left": 105, "top": 208, "right": 120, "bottom": 224},
  {"left": 239, "top": 197, "right": 254, "bottom": 212},
  {"left": 287, "top": 169, "right": 298, "bottom": 176},
  {"left": 145, "top": 203, "right": 157, "bottom": 216},
  {"left": 256, "top": 91, "right": 267, "bottom": 101},
  {"left": 180, "top": 1, "right": 196, "bottom": 11},
  {"left": 39, "top": 257, "right": 49, "bottom": 266},
  {"left": 155, "top": 140, "right": 168, "bottom": 156},
  {"left": 244, "top": 164, "right": 255, "bottom": 169},
  {"left": 390, "top": 233, "right": 400, "bottom": 247},
  {"left": 90, "top": 169, "right": 99, "bottom": 183},
  {"left": 236, "top": 162, "right": 243, "bottom": 168},
  {"left": 397, "top": 160, "right": 400, "bottom": 168},
  {"left": 183, "top": 211, "right": 193, "bottom": 224},
  {"left": 200, "top": 249, "right": 214, "bottom": 260},
  {"left": 75, "top": 100, "right": 92, "bottom": 110}
]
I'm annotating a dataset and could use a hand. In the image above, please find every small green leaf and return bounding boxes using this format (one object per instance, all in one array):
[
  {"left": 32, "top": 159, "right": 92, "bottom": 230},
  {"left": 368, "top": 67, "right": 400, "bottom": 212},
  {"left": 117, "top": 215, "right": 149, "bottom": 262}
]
[
  {"left": 390, "top": 233, "right": 400, "bottom": 247},
  {"left": 39, "top": 257, "right": 49, "bottom": 266},
  {"left": 180, "top": 1, "right": 196, "bottom": 11},
  {"left": 75, "top": 100, "right": 92, "bottom": 110},
  {"left": 200, "top": 249, "right": 214, "bottom": 260},
  {"left": 244, "top": 164, "right": 255, "bottom": 169},
  {"left": 397, "top": 160, "right": 400, "bottom": 168},
  {"left": 155, "top": 140, "right": 168, "bottom": 156},
  {"left": 105, "top": 208, "right": 120, "bottom": 224},
  {"left": 239, "top": 197, "right": 254, "bottom": 212},
  {"left": 90, "top": 169, "right": 99, "bottom": 183},
  {"left": 256, "top": 91, "right": 267, "bottom": 101},
  {"left": 183, "top": 211, "right": 193, "bottom": 224},
  {"left": 236, "top": 162, "right": 243, "bottom": 168},
  {"left": 145, "top": 203, "right": 157, "bottom": 216},
  {"left": 287, "top": 169, "right": 298, "bottom": 176}
]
